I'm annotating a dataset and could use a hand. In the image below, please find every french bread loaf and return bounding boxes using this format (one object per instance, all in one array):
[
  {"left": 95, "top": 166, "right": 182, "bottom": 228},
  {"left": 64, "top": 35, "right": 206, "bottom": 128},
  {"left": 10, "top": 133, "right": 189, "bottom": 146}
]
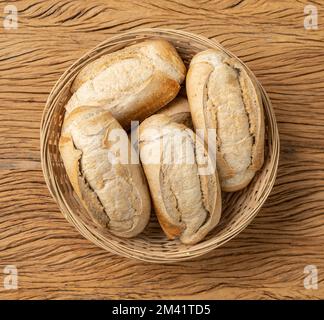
[
  {"left": 139, "top": 114, "right": 221, "bottom": 244},
  {"left": 186, "top": 49, "right": 264, "bottom": 192},
  {"left": 59, "top": 106, "right": 151, "bottom": 237},
  {"left": 66, "top": 40, "right": 186, "bottom": 129}
]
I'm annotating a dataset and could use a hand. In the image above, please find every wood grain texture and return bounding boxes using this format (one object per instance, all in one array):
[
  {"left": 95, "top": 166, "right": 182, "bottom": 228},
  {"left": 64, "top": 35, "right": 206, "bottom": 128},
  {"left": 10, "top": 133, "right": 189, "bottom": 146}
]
[{"left": 0, "top": 0, "right": 324, "bottom": 299}]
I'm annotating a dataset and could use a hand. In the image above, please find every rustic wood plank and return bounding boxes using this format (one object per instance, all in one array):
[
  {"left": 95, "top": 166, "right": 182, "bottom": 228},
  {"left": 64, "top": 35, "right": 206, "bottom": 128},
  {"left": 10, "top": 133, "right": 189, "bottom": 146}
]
[{"left": 0, "top": 0, "right": 324, "bottom": 299}]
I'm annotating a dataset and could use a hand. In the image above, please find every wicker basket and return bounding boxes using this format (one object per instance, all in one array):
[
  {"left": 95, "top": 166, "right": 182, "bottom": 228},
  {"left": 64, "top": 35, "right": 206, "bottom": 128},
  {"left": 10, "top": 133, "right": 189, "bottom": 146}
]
[{"left": 40, "top": 28, "right": 280, "bottom": 263}]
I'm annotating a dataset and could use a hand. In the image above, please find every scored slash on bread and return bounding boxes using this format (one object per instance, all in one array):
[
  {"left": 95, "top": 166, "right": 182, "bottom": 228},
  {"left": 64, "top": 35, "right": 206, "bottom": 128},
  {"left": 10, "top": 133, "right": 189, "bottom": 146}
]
[
  {"left": 138, "top": 114, "right": 221, "bottom": 245},
  {"left": 65, "top": 40, "right": 186, "bottom": 130},
  {"left": 59, "top": 106, "right": 151, "bottom": 238},
  {"left": 186, "top": 49, "right": 265, "bottom": 192}
]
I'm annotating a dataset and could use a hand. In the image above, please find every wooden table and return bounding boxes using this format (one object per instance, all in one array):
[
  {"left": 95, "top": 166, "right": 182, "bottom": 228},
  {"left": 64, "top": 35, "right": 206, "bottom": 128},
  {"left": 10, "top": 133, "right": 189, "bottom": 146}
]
[{"left": 0, "top": 0, "right": 323, "bottom": 299}]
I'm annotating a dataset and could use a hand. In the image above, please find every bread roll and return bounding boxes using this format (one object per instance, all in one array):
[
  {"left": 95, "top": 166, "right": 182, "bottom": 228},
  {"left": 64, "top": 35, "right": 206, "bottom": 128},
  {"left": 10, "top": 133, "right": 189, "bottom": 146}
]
[
  {"left": 139, "top": 114, "right": 221, "bottom": 244},
  {"left": 186, "top": 49, "right": 264, "bottom": 192},
  {"left": 156, "top": 96, "right": 193, "bottom": 129},
  {"left": 66, "top": 40, "right": 186, "bottom": 129},
  {"left": 59, "top": 106, "right": 151, "bottom": 237}
]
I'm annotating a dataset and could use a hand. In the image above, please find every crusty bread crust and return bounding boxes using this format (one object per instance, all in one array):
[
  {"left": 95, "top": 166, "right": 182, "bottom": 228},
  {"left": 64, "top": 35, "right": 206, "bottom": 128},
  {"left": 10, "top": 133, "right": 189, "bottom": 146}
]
[
  {"left": 186, "top": 49, "right": 264, "bottom": 192},
  {"left": 59, "top": 106, "right": 151, "bottom": 238},
  {"left": 139, "top": 114, "right": 221, "bottom": 244},
  {"left": 156, "top": 96, "right": 193, "bottom": 129},
  {"left": 66, "top": 40, "right": 186, "bottom": 130}
]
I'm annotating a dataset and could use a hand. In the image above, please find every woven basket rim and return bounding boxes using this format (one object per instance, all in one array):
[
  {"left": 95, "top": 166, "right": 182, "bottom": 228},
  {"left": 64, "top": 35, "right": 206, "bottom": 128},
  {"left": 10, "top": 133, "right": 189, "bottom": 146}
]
[{"left": 40, "top": 28, "right": 280, "bottom": 263}]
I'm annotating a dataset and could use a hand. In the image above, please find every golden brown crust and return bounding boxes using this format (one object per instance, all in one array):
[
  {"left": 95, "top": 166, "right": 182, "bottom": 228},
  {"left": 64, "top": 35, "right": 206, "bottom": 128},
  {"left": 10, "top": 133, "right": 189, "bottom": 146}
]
[
  {"left": 149, "top": 39, "right": 187, "bottom": 79},
  {"left": 58, "top": 134, "right": 83, "bottom": 197},
  {"left": 67, "top": 40, "right": 186, "bottom": 130},
  {"left": 154, "top": 204, "right": 184, "bottom": 240},
  {"left": 114, "top": 70, "right": 181, "bottom": 128},
  {"left": 156, "top": 96, "right": 193, "bottom": 129},
  {"left": 139, "top": 114, "right": 221, "bottom": 244},
  {"left": 187, "top": 49, "right": 265, "bottom": 192},
  {"left": 59, "top": 133, "right": 110, "bottom": 227},
  {"left": 59, "top": 106, "right": 151, "bottom": 238},
  {"left": 71, "top": 40, "right": 186, "bottom": 93}
]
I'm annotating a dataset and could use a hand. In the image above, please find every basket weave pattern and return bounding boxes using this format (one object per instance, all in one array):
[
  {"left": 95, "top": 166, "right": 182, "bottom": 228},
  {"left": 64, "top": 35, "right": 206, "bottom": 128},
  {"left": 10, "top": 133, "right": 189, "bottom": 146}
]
[{"left": 40, "top": 28, "right": 280, "bottom": 263}]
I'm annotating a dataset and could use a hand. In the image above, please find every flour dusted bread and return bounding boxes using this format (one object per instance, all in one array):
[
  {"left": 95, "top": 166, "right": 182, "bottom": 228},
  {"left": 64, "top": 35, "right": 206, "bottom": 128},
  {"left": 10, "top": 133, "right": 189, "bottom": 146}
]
[
  {"left": 156, "top": 96, "right": 193, "bottom": 129},
  {"left": 139, "top": 114, "right": 221, "bottom": 244},
  {"left": 186, "top": 49, "right": 264, "bottom": 192},
  {"left": 59, "top": 106, "right": 151, "bottom": 237},
  {"left": 66, "top": 40, "right": 186, "bottom": 129}
]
